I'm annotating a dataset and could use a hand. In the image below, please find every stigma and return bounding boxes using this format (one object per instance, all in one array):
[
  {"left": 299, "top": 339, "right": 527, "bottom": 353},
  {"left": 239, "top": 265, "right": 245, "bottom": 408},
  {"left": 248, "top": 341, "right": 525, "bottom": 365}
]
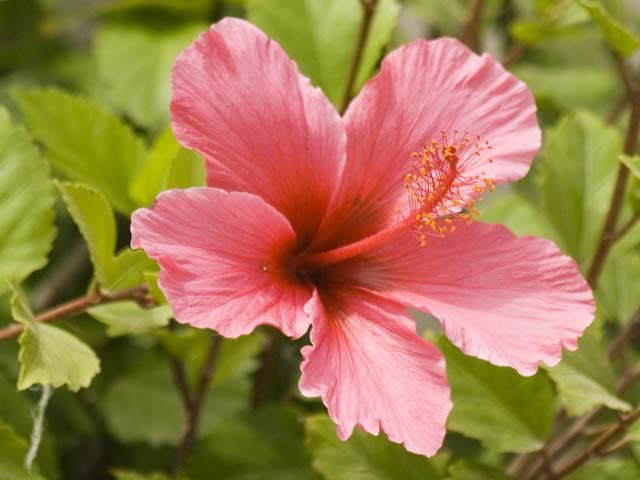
[{"left": 404, "top": 131, "right": 495, "bottom": 246}]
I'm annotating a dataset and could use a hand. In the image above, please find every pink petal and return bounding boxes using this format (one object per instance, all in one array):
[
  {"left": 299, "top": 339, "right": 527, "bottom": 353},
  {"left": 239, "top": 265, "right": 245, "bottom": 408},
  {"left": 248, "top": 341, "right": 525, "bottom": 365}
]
[
  {"left": 171, "top": 18, "right": 345, "bottom": 245},
  {"left": 311, "top": 38, "right": 540, "bottom": 250},
  {"left": 299, "top": 288, "right": 451, "bottom": 456},
  {"left": 131, "top": 188, "right": 312, "bottom": 338},
  {"left": 332, "top": 222, "right": 594, "bottom": 376}
]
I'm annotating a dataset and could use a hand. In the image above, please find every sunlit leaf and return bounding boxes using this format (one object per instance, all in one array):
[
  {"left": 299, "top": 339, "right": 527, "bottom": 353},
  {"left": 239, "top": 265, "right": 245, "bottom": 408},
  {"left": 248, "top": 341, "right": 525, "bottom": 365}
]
[
  {"left": 0, "top": 107, "right": 55, "bottom": 295},
  {"left": 56, "top": 182, "right": 116, "bottom": 286},
  {"left": 439, "top": 337, "right": 555, "bottom": 453},
  {"left": 538, "top": 111, "right": 622, "bottom": 268},
  {"left": 56, "top": 182, "right": 157, "bottom": 293},
  {"left": 546, "top": 324, "right": 630, "bottom": 416},
  {"left": 129, "top": 128, "right": 205, "bottom": 207},
  {"left": 11, "top": 285, "right": 100, "bottom": 392},
  {"left": 305, "top": 414, "right": 443, "bottom": 480},
  {"left": 87, "top": 303, "right": 172, "bottom": 337},
  {"left": 511, "top": 65, "right": 617, "bottom": 113},
  {"left": 12, "top": 88, "right": 145, "bottom": 214},
  {"left": 247, "top": 0, "right": 400, "bottom": 107},
  {"left": 95, "top": 21, "right": 206, "bottom": 130},
  {"left": 579, "top": 0, "right": 640, "bottom": 57}
]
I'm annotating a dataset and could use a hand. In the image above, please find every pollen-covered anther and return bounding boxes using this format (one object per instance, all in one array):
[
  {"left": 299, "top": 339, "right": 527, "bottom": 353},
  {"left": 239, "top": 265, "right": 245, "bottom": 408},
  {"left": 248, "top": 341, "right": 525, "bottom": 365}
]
[{"left": 403, "top": 131, "right": 495, "bottom": 245}]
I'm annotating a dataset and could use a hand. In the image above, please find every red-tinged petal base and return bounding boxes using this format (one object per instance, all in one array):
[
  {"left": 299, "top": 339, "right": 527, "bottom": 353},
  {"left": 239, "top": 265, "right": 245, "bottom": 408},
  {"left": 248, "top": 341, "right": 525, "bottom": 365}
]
[
  {"left": 299, "top": 288, "right": 451, "bottom": 457},
  {"left": 131, "top": 187, "right": 312, "bottom": 339},
  {"left": 329, "top": 221, "right": 594, "bottom": 376}
]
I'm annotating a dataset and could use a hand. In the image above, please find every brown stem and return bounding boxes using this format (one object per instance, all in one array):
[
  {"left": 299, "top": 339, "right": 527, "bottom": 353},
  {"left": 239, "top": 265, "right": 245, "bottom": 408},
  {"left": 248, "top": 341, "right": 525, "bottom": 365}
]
[
  {"left": 609, "top": 307, "right": 640, "bottom": 360},
  {"left": 518, "top": 310, "right": 640, "bottom": 479},
  {"left": 553, "top": 406, "right": 640, "bottom": 478},
  {"left": 0, "top": 285, "right": 154, "bottom": 341},
  {"left": 586, "top": 57, "right": 640, "bottom": 287},
  {"left": 502, "top": 43, "right": 526, "bottom": 68},
  {"left": 173, "top": 335, "right": 223, "bottom": 473},
  {"left": 340, "top": 0, "right": 378, "bottom": 114},
  {"left": 252, "top": 331, "right": 278, "bottom": 409},
  {"left": 462, "top": 0, "right": 485, "bottom": 52}
]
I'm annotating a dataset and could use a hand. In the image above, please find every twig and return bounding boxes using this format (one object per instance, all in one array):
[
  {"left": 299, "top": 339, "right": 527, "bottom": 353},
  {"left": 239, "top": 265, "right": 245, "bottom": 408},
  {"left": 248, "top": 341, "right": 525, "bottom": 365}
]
[
  {"left": 610, "top": 212, "right": 640, "bottom": 245},
  {"left": 173, "top": 335, "right": 223, "bottom": 473},
  {"left": 252, "top": 331, "right": 278, "bottom": 409},
  {"left": 462, "top": 0, "right": 485, "bottom": 52},
  {"left": 502, "top": 43, "right": 526, "bottom": 68},
  {"left": 31, "top": 238, "right": 89, "bottom": 311},
  {"left": 553, "top": 405, "right": 640, "bottom": 477},
  {"left": 587, "top": 56, "right": 640, "bottom": 287},
  {"left": 518, "top": 311, "right": 640, "bottom": 479},
  {"left": 340, "top": 0, "right": 379, "bottom": 114},
  {"left": 609, "top": 307, "right": 640, "bottom": 360},
  {"left": 0, "top": 285, "right": 154, "bottom": 341}
]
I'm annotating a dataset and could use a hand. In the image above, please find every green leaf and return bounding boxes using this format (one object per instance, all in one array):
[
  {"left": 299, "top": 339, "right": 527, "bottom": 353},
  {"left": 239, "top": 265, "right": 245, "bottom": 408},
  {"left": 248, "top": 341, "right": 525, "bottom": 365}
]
[
  {"left": 11, "top": 285, "right": 100, "bottom": 391},
  {"left": 446, "top": 461, "right": 512, "bottom": 480},
  {"left": 511, "top": 65, "right": 618, "bottom": 113},
  {"left": 56, "top": 182, "right": 157, "bottom": 291},
  {"left": 598, "top": 250, "right": 640, "bottom": 322},
  {"left": 538, "top": 111, "right": 622, "bottom": 268},
  {"left": 579, "top": 0, "right": 640, "bottom": 57},
  {"left": 56, "top": 182, "right": 116, "bottom": 286},
  {"left": 0, "top": 107, "right": 56, "bottom": 295},
  {"left": 98, "top": 0, "right": 212, "bottom": 16},
  {"left": 565, "top": 456, "right": 640, "bottom": 479},
  {"left": 188, "top": 406, "right": 320, "bottom": 480},
  {"left": 102, "top": 334, "right": 262, "bottom": 446},
  {"left": 111, "top": 469, "right": 174, "bottom": 480},
  {"left": 129, "top": 128, "right": 205, "bottom": 207},
  {"left": 305, "top": 414, "right": 443, "bottom": 480},
  {"left": 0, "top": 377, "right": 59, "bottom": 479},
  {"left": 305, "top": 414, "right": 442, "bottom": 480},
  {"left": 0, "top": 420, "right": 45, "bottom": 480},
  {"left": 12, "top": 88, "right": 145, "bottom": 214},
  {"left": 480, "top": 190, "right": 558, "bottom": 240},
  {"left": 247, "top": 0, "right": 400, "bottom": 107},
  {"left": 95, "top": 21, "right": 206, "bottom": 131},
  {"left": 438, "top": 337, "right": 555, "bottom": 453},
  {"left": 546, "top": 324, "right": 630, "bottom": 416},
  {"left": 620, "top": 154, "right": 640, "bottom": 179},
  {"left": 87, "top": 303, "right": 172, "bottom": 336}
]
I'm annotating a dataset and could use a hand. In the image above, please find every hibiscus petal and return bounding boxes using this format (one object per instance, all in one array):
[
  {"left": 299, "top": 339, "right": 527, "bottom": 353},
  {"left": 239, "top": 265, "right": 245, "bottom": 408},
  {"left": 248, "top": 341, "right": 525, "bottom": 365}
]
[
  {"left": 311, "top": 37, "right": 540, "bottom": 250},
  {"left": 334, "top": 221, "right": 594, "bottom": 376},
  {"left": 171, "top": 18, "right": 346, "bottom": 245},
  {"left": 299, "top": 288, "right": 451, "bottom": 457},
  {"left": 131, "top": 188, "right": 312, "bottom": 338}
]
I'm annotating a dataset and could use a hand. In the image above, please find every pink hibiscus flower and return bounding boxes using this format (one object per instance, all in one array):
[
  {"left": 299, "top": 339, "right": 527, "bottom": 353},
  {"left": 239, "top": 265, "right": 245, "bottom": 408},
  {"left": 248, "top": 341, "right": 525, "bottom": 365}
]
[{"left": 131, "top": 18, "right": 594, "bottom": 456}]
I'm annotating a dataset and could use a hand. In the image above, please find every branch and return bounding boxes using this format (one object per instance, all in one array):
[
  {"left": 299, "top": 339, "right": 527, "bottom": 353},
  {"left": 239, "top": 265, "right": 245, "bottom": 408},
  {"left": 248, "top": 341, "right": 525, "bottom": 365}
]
[
  {"left": 517, "top": 309, "right": 640, "bottom": 479},
  {"left": 340, "top": 0, "right": 379, "bottom": 114},
  {"left": 462, "top": 0, "right": 485, "bottom": 52},
  {"left": 553, "top": 405, "right": 640, "bottom": 478},
  {"left": 0, "top": 285, "right": 154, "bottom": 341},
  {"left": 173, "top": 335, "right": 223, "bottom": 473},
  {"left": 586, "top": 56, "right": 640, "bottom": 287},
  {"left": 502, "top": 43, "right": 526, "bottom": 68}
]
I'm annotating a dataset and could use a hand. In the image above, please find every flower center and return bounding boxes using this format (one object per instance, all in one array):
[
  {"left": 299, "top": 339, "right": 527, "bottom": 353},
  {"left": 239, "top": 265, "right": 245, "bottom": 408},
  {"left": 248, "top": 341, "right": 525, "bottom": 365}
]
[
  {"left": 296, "top": 131, "right": 494, "bottom": 270},
  {"left": 404, "top": 132, "right": 494, "bottom": 246}
]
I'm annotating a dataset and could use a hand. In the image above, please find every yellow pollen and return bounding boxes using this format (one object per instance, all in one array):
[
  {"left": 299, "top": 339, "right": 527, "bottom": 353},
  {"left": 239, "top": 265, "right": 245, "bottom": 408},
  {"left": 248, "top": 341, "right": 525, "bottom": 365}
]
[{"left": 401, "top": 131, "right": 495, "bottom": 246}]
